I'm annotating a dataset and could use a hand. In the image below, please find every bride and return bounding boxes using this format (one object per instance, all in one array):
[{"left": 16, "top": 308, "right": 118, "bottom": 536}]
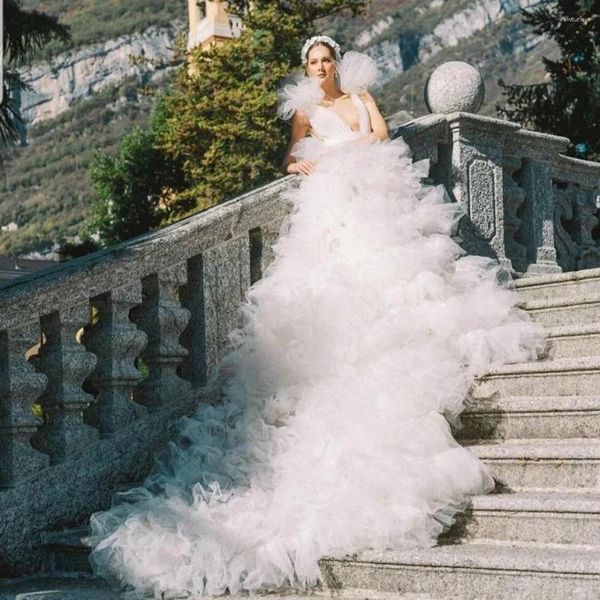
[{"left": 88, "top": 36, "right": 543, "bottom": 598}]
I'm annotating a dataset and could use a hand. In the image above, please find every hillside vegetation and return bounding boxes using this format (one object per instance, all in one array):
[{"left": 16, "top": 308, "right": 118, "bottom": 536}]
[
  {"left": 20, "top": 0, "right": 182, "bottom": 58},
  {"left": 0, "top": 77, "right": 156, "bottom": 254}
]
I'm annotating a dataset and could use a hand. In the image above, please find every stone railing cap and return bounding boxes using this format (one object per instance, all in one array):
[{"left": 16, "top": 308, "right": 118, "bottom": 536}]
[
  {"left": 393, "top": 113, "right": 448, "bottom": 139},
  {"left": 508, "top": 128, "right": 571, "bottom": 155},
  {"left": 445, "top": 112, "right": 521, "bottom": 132}
]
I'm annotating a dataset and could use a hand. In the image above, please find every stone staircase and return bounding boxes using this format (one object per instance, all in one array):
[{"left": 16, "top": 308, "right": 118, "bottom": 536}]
[
  {"left": 5, "top": 269, "right": 600, "bottom": 598},
  {"left": 320, "top": 269, "right": 600, "bottom": 599}
]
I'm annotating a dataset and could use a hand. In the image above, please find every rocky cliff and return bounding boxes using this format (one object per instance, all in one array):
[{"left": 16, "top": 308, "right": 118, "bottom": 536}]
[
  {"left": 18, "top": 24, "right": 182, "bottom": 126},
  {"left": 17, "top": 0, "right": 545, "bottom": 125},
  {"left": 358, "top": 0, "right": 541, "bottom": 84}
]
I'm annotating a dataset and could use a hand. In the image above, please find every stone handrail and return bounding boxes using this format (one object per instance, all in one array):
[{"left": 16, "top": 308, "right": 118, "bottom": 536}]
[
  {"left": 1, "top": 106, "right": 599, "bottom": 574},
  {"left": 0, "top": 175, "right": 293, "bottom": 483}
]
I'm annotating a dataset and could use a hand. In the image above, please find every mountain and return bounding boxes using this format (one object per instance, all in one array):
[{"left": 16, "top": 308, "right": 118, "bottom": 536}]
[
  {"left": 329, "top": 0, "right": 557, "bottom": 119},
  {"left": 0, "top": 0, "right": 557, "bottom": 256}
]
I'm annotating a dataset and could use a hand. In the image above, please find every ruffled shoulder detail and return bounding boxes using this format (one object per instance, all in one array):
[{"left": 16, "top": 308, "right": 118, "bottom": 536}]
[
  {"left": 339, "top": 51, "right": 380, "bottom": 95},
  {"left": 277, "top": 51, "right": 379, "bottom": 119},
  {"left": 277, "top": 75, "right": 324, "bottom": 120}
]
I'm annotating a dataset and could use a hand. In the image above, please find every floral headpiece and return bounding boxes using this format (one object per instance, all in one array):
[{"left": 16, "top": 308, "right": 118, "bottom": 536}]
[{"left": 301, "top": 35, "right": 342, "bottom": 64}]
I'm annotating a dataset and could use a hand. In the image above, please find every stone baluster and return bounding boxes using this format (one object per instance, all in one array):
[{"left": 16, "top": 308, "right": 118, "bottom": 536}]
[
  {"left": 573, "top": 184, "right": 600, "bottom": 270},
  {"left": 502, "top": 155, "right": 528, "bottom": 273},
  {"left": 82, "top": 282, "right": 148, "bottom": 436},
  {"left": 180, "top": 237, "right": 251, "bottom": 385},
  {"left": 520, "top": 158, "right": 562, "bottom": 274},
  {"left": 552, "top": 183, "right": 578, "bottom": 272},
  {"left": 0, "top": 322, "right": 49, "bottom": 489},
  {"left": 445, "top": 114, "right": 519, "bottom": 271},
  {"left": 179, "top": 255, "right": 207, "bottom": 387},
  {"left": 30, "top": 305, "right": 98, "bottom": 463},
  {"left": 132, "top": 263, "right": 191, "bottom": 409},
  {"left": 508, "top": 130, "right": 568, "bottom": 274},
  {"left": 552, "top": 155, "right": 600, "bottom": 271}
]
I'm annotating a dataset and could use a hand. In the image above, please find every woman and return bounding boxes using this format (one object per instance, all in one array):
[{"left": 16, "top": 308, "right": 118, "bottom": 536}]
[
  {"left": 88, "top": 37, "right": 543, "bottom": 598},
  {"left": 282, "top": 37, "right": 389, "bottom": 177}
]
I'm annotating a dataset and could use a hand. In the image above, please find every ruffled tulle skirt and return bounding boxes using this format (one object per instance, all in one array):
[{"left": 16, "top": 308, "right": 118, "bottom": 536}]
[{"left": 88, "top": 137, "right": 544, "bottom": 598}]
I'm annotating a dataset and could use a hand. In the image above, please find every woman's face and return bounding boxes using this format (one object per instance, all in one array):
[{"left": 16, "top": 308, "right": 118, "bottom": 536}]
[{"left": 306, "top": 44, "right": 336, "bottom": 84}]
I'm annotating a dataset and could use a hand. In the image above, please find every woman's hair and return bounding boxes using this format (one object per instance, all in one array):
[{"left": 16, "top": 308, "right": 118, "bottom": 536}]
[
  {"left": 306, "top": 41, "right": 335, "bottom": 61},
  {"left": 301, "top": 35, "right": 342, "bottom": 64}
]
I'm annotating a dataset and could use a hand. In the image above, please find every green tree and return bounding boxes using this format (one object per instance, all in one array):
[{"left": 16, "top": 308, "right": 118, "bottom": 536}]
[
  {"left": 88, "top": 0, "right": 369, "bottom": 245},
  {"left": 497, "top": 0, "right": 600, "bottom": 161},
  {"left": 2, "top": 0, "right": 70, "bottom": 144},
  {"left": 159, "top": 0, "right": 368, "bottom": 214},
  {"left": 88, "top": 114, "right": 186, "bottom": 247}
]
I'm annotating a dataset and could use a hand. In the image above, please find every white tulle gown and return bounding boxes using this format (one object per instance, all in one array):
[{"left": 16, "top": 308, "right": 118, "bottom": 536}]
[{"left": 88, "top": 52, "right": 543, "bottom": 598}]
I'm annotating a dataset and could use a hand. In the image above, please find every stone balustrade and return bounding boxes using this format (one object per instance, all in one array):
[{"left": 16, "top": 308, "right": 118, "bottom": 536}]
[
  {"left": 0, "top": 177, "right": 294, "bottom": 575},
  {"left": 394, "top": 112, "right": 600, "bottom": 275},
  {"left": 0, "top": 99, "right": 599, "bottom": 575}
]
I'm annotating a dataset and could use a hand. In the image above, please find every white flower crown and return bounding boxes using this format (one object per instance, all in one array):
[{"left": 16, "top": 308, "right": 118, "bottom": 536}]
[{"left": 301, "top": 35, "right": 342, "bottom": 64}]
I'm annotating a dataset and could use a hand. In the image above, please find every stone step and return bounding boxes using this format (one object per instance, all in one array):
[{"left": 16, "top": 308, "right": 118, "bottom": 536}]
[
  {"left": 474, "top": 357, "right": 600, "bottom": 398},
  {"left": 443, "top": 490, "right": 600, "bottom": 546},
  {"left": 457, "top": 395, "right": 600, "bottom": 440},
  {"left": 521, "top": 296, "right": 600, "bottom": 328},
  {"left": 39, "top": 527, "right": 92, "bottom": 574},
  {"left": 468, "top": 439, "right": 600, "bottom": 491},
  {"left": 514, "top": 267, "right": 600, "bottom": 303},
  {"left": 0, "top": 576, "right": 435, "bottom": 599},
  {"left": 543, "top": 322, "right": 600, "bottom": 359},
  {"left": 0, "top": 577, "right": 121, "bottom": 600},
  {"left": 320, "top": 541, "right": 600, "bottom": 600},
  {"left": 40, "top": 491, "right": 600, "bottom": 569},
  {"left": 37, "top": 481, "right": 144, "bottom": 574}
]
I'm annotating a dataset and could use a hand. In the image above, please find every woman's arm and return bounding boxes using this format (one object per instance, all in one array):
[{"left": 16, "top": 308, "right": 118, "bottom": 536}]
[
  {"left": 281, "top": 110, "right": 314, "bottom": 175},
  {"left": 361, "top": 91, "right": 390, "bottom": 141}
]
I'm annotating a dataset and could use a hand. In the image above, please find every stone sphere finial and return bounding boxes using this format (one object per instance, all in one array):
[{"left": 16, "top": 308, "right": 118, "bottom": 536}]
[{"left": 424, "top": 61, "right": 485, "bottom": 114}]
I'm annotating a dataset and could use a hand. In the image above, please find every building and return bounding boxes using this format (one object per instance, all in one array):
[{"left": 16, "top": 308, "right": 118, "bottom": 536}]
[{"left": 187, "top": 0, "right": 243, "bottom": 53}]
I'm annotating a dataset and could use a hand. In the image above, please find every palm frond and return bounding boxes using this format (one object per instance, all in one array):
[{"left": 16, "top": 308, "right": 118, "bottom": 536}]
[{"left": 4, "top": 0, "right": 70, "bottom": 65}]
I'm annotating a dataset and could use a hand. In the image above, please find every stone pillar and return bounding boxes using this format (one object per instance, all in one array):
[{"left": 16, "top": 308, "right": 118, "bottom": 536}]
[
  {"left": 504, "top": 131, "right": 568, "bottom": 274},
  {"left": 83, "top": 282, "right": 148, "bottom": 436},
  {"left": 180, "top": 237, "right": 251, "bottom": 384},
  {"left": 179, "top": 254, "right": 208, "bottom": 387},
  {"left": 132, "top": 264, "right": 192, "bottom": 410},
  {"left": 445, "top": 113, "right": 520, "bottom": 270},
  {"left": 520, "top": 158, "right": 562, "bottom": 274},
  {"left": 203, "top": 236, "right": 251, "bottom": 371},
  {"left": 0, "top": 323, "right": 49, "bottom": 489},
  {"left": 248, "top": 219, "right": 284, "bottom": 284},
  {"left": 31, "top": 305, "right": 99, "bottom": 463}
]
